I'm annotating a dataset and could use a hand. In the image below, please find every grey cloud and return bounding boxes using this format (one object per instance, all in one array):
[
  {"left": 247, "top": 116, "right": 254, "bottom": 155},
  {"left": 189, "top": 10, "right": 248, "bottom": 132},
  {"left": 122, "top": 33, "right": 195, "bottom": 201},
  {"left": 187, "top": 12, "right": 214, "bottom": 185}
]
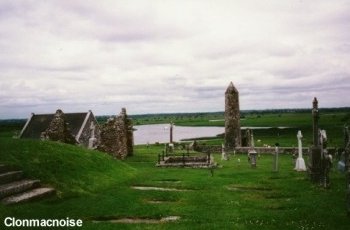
[
  {"left": 50, "top": 1, "right": 191, "bottom": 43},
  {"left": 190, "top": 86, "right": 223, "bottom": 99},
  {"left": 38, "top": 65, "right": 89, "bottom": 73},
  {"left": 197, "top": 41, "right": 296, "bottom": 61}
]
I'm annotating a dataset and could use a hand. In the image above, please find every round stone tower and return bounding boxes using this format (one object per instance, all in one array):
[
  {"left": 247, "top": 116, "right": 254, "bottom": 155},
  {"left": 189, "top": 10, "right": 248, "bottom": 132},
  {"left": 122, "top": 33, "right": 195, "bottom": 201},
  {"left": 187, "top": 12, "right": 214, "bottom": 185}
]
[{"left": 225, "top": 82, "right": 241, "bottom": 148}]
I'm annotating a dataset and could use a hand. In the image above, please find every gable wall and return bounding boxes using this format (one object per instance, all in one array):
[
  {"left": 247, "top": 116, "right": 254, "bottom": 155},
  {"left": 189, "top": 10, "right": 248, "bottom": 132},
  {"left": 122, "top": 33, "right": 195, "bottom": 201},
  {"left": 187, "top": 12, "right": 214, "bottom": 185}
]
[{"left": 77, "top": 113, "right": 100, "bottom": 147}]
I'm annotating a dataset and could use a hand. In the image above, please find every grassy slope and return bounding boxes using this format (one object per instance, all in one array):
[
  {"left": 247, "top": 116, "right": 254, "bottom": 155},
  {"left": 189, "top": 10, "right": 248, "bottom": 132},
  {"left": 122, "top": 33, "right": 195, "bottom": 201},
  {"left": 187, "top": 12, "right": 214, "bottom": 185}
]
[
  {"left": 0, "top": 138, "right": 136, "bottom": 196},
  {"left": 0, "top": 138, "right": 137, "bottom": 228}
]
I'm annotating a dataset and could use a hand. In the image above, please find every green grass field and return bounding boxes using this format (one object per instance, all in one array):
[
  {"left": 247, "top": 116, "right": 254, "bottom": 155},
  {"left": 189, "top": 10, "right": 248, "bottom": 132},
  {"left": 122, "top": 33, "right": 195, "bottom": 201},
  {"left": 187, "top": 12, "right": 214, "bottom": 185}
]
[
  {"left": 0, "top": 110, "right": 350, "bottom": 229},
  {"left": 0, "top": 140, "right": 349, "bottom": 229},
  {"left": 164, "top": 111, "right": 349, "bottom": 147}
]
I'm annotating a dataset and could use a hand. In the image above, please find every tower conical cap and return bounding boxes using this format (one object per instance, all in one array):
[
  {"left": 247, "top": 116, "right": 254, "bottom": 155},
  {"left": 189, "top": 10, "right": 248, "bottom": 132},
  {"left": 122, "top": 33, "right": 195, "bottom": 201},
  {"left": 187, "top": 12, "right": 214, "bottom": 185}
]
[{"left": 225, "top": 82, "right": 238, "bottom": 94}]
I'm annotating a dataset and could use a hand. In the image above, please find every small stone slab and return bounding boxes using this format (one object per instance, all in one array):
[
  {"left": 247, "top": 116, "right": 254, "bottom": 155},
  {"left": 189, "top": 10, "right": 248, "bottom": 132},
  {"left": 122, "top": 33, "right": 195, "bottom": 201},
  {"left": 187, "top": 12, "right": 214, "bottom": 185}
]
[
  {"left": 146, "top": 200, "right": 176, "bottom": 204},
  {"left": 132, "top": 186, "right": 188, "bottom": 191},
  {"left": 0, "top": 171, "right": 23, "bottom": 185},
  {"left": 2, "top": 187, "right": 55, "bottom": 205},
  {"left": 0, "top": 164, "right": 8, "bottom": 173},
  {"left": 0, "top": 179, "right": 40, "bottom": 198}
]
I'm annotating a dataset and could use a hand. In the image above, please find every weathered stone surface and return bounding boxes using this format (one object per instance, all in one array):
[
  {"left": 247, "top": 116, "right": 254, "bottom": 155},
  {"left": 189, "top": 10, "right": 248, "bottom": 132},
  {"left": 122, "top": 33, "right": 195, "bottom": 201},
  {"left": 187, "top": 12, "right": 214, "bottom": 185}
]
[
  {"left": 156, "top": 155, "right": 216, "bottom": 168},
  {"left": 98, "top": 108, "right": 133, "bottom": 159},
  {"left": 224, "top": 82, "right": 241, "bottom": 148},
  {"left": 2, "top": 187, "right": 55, "bottom": 205},
  {"left": 78, "top": 114, "right": 100, "bottom": 149},
  {"left": 0, "top": 164, "right": 55, "bottom": 205},
  {"left": 308, "top": 98, "right": 321, "bottom": 182},
  {"left": 20, "top": 110, "right": 100, "bottom": 148},
  {"left": 242, "top": 129, "right": 252, "bottom": 147},
  {"left": 0, "top": 179, "right": 40, "bottom": 199},
  {"left": 294, "top": 130, "right": 306, "bottom": 171},
  {"left": 169, "top": 122, "right": 174, "bottom": 143},
  {"left": 343, "top": 125, "right": 350, "bottom": 216},
  {"left": 40, "top": 109, "right": 77, "bottom": 144},
  {"left": 193, "top": 144, "right": 339, "bottom": 155},
  {"left": 308, "top": 98, "right": 332, "bottom": 187}
]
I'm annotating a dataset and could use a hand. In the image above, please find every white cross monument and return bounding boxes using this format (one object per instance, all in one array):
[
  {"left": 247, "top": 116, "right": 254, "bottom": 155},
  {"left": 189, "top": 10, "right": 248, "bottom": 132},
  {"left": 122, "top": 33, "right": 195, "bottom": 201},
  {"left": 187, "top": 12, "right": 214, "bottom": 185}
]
[
  {"left": 294, "top": 130, "right": 306, "bottom": 171},
  {"left": 88, "top": 122, "right": 97, "bottom": 149}
]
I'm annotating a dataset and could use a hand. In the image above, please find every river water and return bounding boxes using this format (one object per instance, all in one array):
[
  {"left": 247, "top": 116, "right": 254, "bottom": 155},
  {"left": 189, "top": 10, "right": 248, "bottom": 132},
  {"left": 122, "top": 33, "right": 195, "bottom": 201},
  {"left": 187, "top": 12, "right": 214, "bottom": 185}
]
[
  {"left": 133, "top": 124, "right": 290, "bottom": 145},
  {"left": 133, "top": 124, "right": 224, "bottom": 145}
]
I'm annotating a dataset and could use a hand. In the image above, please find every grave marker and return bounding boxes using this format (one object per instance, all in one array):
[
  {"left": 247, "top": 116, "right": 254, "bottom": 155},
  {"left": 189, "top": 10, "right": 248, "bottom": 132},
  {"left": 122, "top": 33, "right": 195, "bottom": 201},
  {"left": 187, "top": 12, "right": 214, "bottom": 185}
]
[{"left": 294, "top": 131, "right": 306, "bottom": 171}]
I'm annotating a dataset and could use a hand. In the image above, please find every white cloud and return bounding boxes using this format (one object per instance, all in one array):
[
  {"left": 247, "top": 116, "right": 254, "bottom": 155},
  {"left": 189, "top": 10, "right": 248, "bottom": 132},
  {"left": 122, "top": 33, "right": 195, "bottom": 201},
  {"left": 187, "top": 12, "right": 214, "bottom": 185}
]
[{"left": 0, "top": 0, "right": 350, "bottom": 118}]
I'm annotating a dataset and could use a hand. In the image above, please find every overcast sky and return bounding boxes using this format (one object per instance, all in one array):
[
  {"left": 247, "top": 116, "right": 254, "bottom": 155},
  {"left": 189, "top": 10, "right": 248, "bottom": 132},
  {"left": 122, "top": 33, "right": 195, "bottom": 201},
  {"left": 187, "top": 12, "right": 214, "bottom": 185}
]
[{"left": 1, "top": 0, "right": 350, "bottom": 119}]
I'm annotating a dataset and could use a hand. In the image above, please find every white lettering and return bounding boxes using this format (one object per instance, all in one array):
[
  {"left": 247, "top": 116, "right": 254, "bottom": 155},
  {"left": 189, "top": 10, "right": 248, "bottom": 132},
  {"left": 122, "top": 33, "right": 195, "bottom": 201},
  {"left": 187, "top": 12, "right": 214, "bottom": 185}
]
[
  {"left": 46, "top": 219, "right": 52, "bottom": 227},
  {"left": 29, "top": 219, "right": 39, "bottom": 226},
  {"left": 4, "top": 217, "right": 13, "bottom": 227},
  {"left": 15, "top": 219, "right": 23, "bottom": 226},
  {"left": 69, "top": 219, "right": 75, "bottom": 227},
  {"left": 3, "top": 217, "right": 83, "bottom": 227},
  {"left": 59, "top": 219, "right": 66, "bottom": 226},
  {"left": 77, "top": 219, "right": 83, "bottom": 227},
  {"left": 52, "top": 219, "right": 59, "bottom": 226}
]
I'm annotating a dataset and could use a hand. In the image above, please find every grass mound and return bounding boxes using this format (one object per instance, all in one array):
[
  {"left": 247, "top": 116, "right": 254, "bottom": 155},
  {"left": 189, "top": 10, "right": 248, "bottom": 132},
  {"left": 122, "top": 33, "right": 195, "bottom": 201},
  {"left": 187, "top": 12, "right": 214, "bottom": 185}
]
[{"left": 0, "top": 138, "right": 136, "bottom": 197}]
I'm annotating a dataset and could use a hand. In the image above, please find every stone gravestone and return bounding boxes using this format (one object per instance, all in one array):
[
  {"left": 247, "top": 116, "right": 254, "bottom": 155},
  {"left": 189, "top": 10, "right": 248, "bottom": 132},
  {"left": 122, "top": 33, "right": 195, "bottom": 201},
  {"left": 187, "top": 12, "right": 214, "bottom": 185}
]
[
  {"left": 308, "top": 98, "right": 332, "bottom": 187},
  {"left": 169, "top": 122, "right": 174, "bottom": 144},
  {"left": 168, "top": 122, "right": 174, "bottom": 153},
  {"left": 247, "top": 129, "right": 257, "bottom": 168},
  {"left": 221, "top": 143, "right": 228, "bottom": 160},
  {"left": 308, "top": 98, "right": 323, "bottom": 182},
  {"left": 320, "top": 130, "right": 332, "bottom": 187},
  {"left": 294, "top": 130, "right": 306, "bottom": 171},
  {"left": 343, "top": 126, "right": 350, "bottom": 216},
  {"left": 273, "top": 143, "right": 279, "bottom": 172}
]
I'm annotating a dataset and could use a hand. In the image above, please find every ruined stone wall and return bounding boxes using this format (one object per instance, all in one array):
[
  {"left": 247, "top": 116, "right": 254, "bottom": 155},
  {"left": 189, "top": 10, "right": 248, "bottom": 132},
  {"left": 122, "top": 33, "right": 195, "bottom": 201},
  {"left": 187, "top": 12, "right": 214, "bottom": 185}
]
[
  {"left": 41, "top": 109, "right": 76, "bottom": 145},
  {"left": 126, "top": 117, "right": 134, "bottom": 156},
  {"left": 115, "top": 114, "right": 128, "bottom": 159},
  {"left": 98, "top": 108, "right": 133, "bottom": 159},
  {"left": 241, "top": 129, "right": 252, "bottom": 147},
  {"left": 194, "top": 144, "right": 337, "bottom": 155},
  {"left": 98, "top": 118, "right": 118, "bottom": 157}
]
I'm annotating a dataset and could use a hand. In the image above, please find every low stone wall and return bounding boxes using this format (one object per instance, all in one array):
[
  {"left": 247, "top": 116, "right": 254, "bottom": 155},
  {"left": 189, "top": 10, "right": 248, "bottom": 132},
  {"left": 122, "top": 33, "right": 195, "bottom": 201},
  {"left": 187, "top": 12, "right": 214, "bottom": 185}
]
[
  {"left": 157, "top": 155, "right": 216, "bottom": 168},
  {"left": 165, "top": 156, "right": 208, "bottom": 163},
  {"left": 195, "top": 145, "right": 337, "bottom": 155}
]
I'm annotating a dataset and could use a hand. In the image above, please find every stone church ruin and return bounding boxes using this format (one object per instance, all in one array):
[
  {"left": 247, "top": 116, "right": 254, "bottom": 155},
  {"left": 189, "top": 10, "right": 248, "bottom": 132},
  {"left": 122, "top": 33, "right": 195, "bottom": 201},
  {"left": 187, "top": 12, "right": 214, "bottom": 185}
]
[
  {"left": 19, "top": 108, "right": 134, "bottom": 160},
  {"left": 20, "top": 109, "right": 100, "bottom": 148}
]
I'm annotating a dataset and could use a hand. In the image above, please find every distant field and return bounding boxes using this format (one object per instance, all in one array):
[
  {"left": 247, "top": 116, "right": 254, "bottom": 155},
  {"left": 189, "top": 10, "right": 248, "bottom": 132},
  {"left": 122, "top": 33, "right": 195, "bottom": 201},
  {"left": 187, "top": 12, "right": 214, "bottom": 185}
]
[
  {"left": 1, "top": 108, "right": 350, "bottom": 147},
  {"left": 127, "top": 109, "right": 349, "bottom": 147}
]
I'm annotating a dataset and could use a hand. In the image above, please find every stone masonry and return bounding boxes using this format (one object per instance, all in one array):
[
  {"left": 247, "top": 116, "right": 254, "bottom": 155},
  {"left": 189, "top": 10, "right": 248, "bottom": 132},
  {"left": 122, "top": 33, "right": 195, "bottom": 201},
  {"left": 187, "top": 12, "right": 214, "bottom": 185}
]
[
  {"left": 224, "top": 82, "right": 241, "bottom": 149},
  {"left": 98, "top": 108, "right": 134, "bottom": 159},
  {"left": 40, "top": 109, "right": 77, "bottom": 145}
]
